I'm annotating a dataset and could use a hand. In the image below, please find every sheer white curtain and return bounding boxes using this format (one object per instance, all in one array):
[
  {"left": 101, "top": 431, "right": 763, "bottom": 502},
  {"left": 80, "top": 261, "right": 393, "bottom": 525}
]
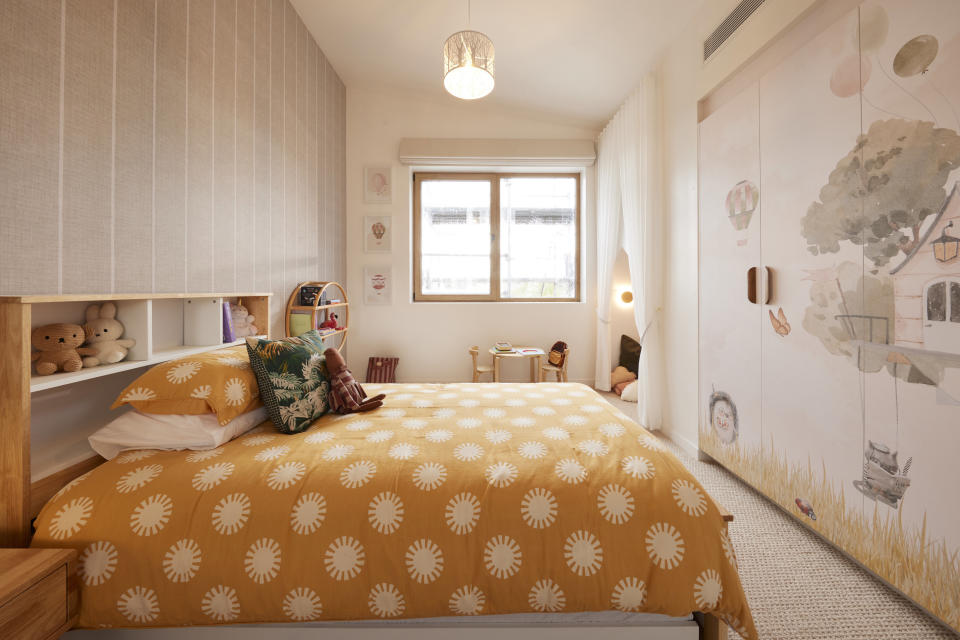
[
  {"left": 596, "top": 75, "right": 664, "bottom": 429},
  {"left": 594, "top": 130, "right": 622, "bottom": 390}
]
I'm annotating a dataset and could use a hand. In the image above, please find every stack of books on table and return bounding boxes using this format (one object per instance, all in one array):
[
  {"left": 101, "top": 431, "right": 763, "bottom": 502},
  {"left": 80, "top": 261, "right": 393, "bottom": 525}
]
[{"left": 494, "top": 341, "right": 514, "bottom": 353}]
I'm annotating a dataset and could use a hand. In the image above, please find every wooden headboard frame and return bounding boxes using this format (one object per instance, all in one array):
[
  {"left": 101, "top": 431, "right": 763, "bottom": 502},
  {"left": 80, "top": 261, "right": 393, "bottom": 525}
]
[{"left": 0, "top": 292, "right": 271, "bottom": 547}]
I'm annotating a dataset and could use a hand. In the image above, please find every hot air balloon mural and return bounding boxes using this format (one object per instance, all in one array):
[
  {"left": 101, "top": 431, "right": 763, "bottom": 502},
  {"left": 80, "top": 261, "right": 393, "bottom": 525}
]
[
  {"left": 893, "top": 34, "right": 939, "bottom": 77},
  {"left": 725, "top": 180, "right": 759, "bottom": 231},
  {"left": 364, "top": 216, "right": 392, "bottom": 252}
]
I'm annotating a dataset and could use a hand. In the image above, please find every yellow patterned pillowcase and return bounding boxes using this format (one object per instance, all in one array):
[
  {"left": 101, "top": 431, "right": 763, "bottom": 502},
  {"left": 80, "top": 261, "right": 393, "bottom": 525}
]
[{"left": 111, "top": 345, "right": 261, "bottom": 425}]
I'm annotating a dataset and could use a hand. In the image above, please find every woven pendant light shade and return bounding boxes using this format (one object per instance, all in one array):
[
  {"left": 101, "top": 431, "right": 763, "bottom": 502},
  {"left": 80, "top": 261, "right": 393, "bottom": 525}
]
[{"left": 443, "top": 30, "right": 495, "bottom": 100}]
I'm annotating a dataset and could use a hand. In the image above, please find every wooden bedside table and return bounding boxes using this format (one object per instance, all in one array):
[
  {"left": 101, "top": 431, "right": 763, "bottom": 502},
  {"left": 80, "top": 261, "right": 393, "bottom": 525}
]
[{"left": 0, "top": 549, "right": 78, "bottom": 639}]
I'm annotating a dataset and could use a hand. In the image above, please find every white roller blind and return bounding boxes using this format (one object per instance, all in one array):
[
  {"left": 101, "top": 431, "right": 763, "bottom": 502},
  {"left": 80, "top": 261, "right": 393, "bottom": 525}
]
[{"left": 398, "top": 138, "right": 596, "bottom": 167}]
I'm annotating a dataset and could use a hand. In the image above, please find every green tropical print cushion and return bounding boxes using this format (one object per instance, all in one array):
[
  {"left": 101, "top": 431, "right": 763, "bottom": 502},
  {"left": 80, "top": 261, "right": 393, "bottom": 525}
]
[{"left": 245, "top": 330, "right": 330, "bottom": 434}]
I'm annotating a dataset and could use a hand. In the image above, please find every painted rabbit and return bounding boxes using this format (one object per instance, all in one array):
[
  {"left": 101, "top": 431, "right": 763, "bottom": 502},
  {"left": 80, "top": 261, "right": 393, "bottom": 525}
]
[{"left": 82, "top": 302, "right": 136, "bottom": 367}]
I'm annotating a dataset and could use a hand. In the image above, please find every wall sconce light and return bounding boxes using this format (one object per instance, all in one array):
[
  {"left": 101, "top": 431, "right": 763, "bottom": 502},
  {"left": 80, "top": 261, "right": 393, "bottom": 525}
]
[{"left": 619, "top": 289, "right": 634, "bottom": 305}]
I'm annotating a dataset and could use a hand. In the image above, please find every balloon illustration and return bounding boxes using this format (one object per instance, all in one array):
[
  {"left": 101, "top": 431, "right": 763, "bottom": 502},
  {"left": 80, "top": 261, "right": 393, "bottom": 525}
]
[
  {"left": 371, "top": 221, "right": 386, "bottom": 240},
  {"left": 830, "top": 54, "right": 872, "bottom": 98},
  {"left": 893, "top": 35, "right": 939, "bottom": 77},
  {"left": 857, "top": 4, "right": 889, "bottom": 53},
  {"left": 725, "top": 180, "right": 759, "bottom": 231}
]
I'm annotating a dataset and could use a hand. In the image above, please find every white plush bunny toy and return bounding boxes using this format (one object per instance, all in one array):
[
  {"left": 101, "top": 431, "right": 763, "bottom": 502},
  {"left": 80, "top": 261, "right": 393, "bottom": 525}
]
[{"left": 82, "top": 302, "right": 136, "bottom": 367}]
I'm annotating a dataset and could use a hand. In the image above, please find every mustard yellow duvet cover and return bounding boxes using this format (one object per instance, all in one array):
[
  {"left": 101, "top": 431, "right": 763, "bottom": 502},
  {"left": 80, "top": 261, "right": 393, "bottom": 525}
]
[{"left": 32, "top": 383, "right": 756, "bottom": 637}]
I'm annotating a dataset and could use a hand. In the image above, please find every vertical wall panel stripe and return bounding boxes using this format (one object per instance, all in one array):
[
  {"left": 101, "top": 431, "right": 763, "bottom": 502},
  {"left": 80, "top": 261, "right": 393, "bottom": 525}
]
[
  {"left": 253, "top": 0, "right": 271, "bottom": 295},
  {"left": 269, "top": 0, "right": 285, "bottom": 334},
  {"left": 0, "top": 0, "right": 61, "bottom": 294},
  {"left": 186, "top": 0, "right": 213, "bottom": 292},
  {"left": 213, "top": 0, "right": 236, "bottom": 291},
  {"left": 61, "top": 0, "right": 113, "bottom": 293},
  {"left": 284, "top": 1, "right": 296, "bottom": 300},
  {"left": 237, "top": 0, "right": 256, "bottom": 293},
  {"left": 154, "top": 0, "right": 188, "bottom": 293},
  {"left": 114, "top": 0, "right": 155, "bottom": 293}
]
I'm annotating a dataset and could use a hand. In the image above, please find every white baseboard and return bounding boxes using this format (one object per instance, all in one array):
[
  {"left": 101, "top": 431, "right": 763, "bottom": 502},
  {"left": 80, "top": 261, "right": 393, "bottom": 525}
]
[{"left": 660, "top": 430, "right": 700, "bottom": 459}]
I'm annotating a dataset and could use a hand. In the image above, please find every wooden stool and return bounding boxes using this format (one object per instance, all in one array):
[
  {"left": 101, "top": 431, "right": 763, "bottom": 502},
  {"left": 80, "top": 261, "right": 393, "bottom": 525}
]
[
  {"left": 540, "top": 347, "right": 570, "bottom": 382},
  {"left": 469, "top": 345, "right": 494, "bottom": 382}
]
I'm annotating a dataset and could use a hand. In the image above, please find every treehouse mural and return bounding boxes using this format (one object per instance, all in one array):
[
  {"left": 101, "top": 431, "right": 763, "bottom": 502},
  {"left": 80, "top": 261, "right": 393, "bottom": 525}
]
[{"left": 699, "top": 1, "right": 960, "bottom": 633}]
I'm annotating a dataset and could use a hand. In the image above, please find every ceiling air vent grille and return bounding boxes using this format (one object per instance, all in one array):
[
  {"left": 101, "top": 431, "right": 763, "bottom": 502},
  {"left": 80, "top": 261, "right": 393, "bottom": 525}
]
[{"left": 703, "top": 0, "right": 766, "bottom": 61}]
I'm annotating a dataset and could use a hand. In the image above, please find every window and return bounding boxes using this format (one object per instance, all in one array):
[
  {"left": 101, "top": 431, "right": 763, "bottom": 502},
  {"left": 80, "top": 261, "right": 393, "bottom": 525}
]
[{"left": 414, "top": 173, "right": 580, "bottom": 301}]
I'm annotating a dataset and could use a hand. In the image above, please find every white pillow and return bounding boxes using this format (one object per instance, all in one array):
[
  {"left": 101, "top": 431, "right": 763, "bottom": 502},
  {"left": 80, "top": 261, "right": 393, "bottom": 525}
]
[
  {"left": 89, "top": 407, "right": 268, "bottom": 460},
  {"left": 620, "top": 380, "right": 638, "bottom": 402}
]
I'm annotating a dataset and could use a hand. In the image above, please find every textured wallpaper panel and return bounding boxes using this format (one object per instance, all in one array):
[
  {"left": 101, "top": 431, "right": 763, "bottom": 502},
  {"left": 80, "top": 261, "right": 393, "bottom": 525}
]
[{"left": 0, "top": 0, "right": 346, "bottom": 334}]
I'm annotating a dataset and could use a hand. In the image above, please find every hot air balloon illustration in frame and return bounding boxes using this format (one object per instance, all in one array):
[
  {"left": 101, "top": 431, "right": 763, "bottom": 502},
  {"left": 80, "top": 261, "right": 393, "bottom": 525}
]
[
  {"left": 364, "top": 266, "right": 392, "bottom": 305},
  {"left": 725, "top": 179, "right": 759, "bottom": 231},
  {"left": 364, "top": 215, "right": 392, "bottom": 253}
]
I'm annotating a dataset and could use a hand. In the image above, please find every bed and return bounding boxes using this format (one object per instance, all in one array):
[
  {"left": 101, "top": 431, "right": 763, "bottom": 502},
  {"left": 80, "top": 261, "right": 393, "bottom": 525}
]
[{"left": 30, "top": 381, "right": 756, "bottom": 638}]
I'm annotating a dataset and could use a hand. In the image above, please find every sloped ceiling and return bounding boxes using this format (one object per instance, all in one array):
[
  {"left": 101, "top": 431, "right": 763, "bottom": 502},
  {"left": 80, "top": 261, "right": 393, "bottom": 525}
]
[{"left": 292, "top": 0, "right": 705, "bottom": 128}]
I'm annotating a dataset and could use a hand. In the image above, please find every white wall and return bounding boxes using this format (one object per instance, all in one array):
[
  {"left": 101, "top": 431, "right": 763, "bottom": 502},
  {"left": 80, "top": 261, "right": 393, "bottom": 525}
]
[
  {"left": 345, "top": 86, "right": 599, "bottom": 383},
  {"left": 657, "top": 0, "right": 818, "bottom": 451}
]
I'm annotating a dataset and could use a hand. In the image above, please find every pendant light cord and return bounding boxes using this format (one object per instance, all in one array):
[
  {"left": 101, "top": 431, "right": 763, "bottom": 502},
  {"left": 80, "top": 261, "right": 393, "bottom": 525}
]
[{"left": 468, "top": 0, "right": 471, "bottom": 25}]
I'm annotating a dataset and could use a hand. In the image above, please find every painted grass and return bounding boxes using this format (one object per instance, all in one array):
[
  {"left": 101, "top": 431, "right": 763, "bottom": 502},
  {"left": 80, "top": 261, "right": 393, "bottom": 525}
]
[{"left": 700, "top": 427, "right": 960, "bottom": 633}]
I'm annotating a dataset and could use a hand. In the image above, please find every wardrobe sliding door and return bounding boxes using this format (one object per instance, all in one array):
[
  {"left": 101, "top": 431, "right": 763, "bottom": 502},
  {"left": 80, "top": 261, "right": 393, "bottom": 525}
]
[
  {"left": 698, "top": 83, "right": 763, "bottom": 486},
  {"left": 757, "top": 9, "right": 864, "bottom": 532}
]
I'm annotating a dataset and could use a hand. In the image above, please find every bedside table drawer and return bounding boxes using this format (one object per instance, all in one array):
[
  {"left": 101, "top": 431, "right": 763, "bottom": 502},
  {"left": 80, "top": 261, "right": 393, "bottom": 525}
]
[{"left": 0, "top": 565, "right": 68, "bottom": 640}]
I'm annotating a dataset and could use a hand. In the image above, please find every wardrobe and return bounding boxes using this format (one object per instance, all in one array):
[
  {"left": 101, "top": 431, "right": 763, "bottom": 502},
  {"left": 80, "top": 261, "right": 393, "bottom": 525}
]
[{"left": 698, "top": 0, "right": 960, "bottom": 632}]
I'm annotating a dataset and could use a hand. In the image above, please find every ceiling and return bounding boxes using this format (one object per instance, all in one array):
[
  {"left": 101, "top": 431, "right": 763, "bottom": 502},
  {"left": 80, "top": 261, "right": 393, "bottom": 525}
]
[{"left": 291, "top": 0, "right": 706, "bottom": 128}]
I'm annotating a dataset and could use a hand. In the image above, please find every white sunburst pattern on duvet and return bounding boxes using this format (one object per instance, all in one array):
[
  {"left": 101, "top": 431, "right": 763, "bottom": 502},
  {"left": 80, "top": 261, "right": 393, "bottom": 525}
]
[
  {"left": 449, "top": 585, "right": 485, "bottom": 615},
  {"left": 445, "top": 492, "right": 481, "bottom": 535},
  {"left": 162, "top": 539, "right": 201, "bottom": 583},
  {"left": 244, "top": 538, "right": 282, "bottom": 584},
  {"left": 201, "top": 585, "right": 239, "bottom": 622},
  {"left": 212, "top": 493, "right": 251, "bottom": 535},
  {"left": 324, "top": 536, "right": 365, "bottom": 581},
  {"left": 405, "top": 538, "right": 444, "bottom": 584},
  {"left": 79, "top": 541, "right": 118, "bottom": 586},
  {"left": 483, "top": 535, "right": 522, "bottom": 579},
  {"left": 267, "top": 462, "right": 307, "bottom": 490},
  {"left": 341, "top": 460, "right": 377, "bottom": 488},
  {"left": 528, "top": 578, "right": 566, "bottom": 612},
  {"left": 191, "top": 462, "right": 235, "bottom": 491},
  {"left": 283, "top": 587, "right": 322, "bottom": 621},
  {"left": 117, "top": 586, "right": 159, "bottom": 623},
  {"left": 368, "top": 583, "right": 405, "bottom": 618},
  {"left": 290, "top": 492, "right": 327, "bottom": 535},
  {"left": 49, "top": 496, "right": 93, "bottom": 540},
  {"left": 412, "top": 462, "right": 447, "bottom": 491},
  {"left": 129, "top": 494, "right": 173, "bottom": 537}
]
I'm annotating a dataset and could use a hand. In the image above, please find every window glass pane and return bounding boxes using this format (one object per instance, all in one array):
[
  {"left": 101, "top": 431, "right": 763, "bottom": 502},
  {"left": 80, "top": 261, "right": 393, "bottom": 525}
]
[
  {"left": 927, "top": 281, "right": 946, "bottom": 321},
  {"left": 499, "top": 176, "right": 577, "bottom": 298},
  {"left": 951, "top": 282, "right": 960, "bottom": 323},
  {"left": 420, "top": 180, "right": 491, "bottom": 295}
]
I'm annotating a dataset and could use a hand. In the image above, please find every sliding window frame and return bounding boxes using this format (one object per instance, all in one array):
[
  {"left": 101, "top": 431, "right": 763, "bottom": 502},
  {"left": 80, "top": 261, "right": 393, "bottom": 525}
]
[{"left": 413, "top": 172, "right": 581, "bottom": 302}]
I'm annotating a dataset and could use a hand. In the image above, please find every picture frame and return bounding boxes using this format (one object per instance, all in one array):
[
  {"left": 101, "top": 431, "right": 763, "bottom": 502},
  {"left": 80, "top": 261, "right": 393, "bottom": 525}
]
[
  {"left": 363, "top": 166, "right": 392, "bottom": 204},
  {"left": 364, "top": 265, "right": 392, "bottom": 305},
  {"left": 364, "top": 215, "right": 392, "bottom": 253}
]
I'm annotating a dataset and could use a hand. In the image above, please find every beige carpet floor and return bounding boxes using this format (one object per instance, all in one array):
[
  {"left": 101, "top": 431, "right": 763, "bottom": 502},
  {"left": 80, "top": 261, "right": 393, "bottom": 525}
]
[{"left": 599, "top": 393, "right": 959, "bottom": 640}]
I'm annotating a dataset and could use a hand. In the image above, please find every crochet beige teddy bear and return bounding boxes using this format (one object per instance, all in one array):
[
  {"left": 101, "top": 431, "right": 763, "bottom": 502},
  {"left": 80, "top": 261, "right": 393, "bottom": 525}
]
[
  {"left": 82, "top": 303, "right": 136, "bottom": 367},
  {"left": 31, "top": 323, "right": 95, "bottom": 375}
]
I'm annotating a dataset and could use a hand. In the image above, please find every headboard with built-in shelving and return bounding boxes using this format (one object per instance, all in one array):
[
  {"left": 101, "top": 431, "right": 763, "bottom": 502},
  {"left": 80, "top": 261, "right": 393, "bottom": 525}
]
[{"left": 0, "top": 292, "right": 271, "bottom": 547}]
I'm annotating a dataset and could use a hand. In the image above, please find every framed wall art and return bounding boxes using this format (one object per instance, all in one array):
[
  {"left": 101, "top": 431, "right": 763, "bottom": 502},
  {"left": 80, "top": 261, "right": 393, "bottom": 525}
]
[
  {"left": 363, "top": 166, "right": 392, "bottom": 204},
  {"left": 364, "top": 265, "right": 392, "bottom": 305},
  {"left": 364, "top": 215, "right": 392, "bottom": 253}
]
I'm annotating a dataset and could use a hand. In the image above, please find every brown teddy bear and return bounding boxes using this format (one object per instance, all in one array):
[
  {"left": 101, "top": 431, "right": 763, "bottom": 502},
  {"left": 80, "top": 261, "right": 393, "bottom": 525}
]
[{"left": 31, "top": 323, "right": 95, "bottom": 375}]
